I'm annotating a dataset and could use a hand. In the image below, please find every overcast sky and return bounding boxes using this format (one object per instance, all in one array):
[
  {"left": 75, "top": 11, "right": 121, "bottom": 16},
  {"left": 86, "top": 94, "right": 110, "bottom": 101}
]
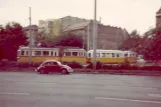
[{"left": 0, "top": 0, "right": 161, "bottom": 35}]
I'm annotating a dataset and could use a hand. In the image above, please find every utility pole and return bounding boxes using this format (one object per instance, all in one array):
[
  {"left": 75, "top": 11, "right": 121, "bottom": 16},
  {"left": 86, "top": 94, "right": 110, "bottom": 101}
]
[
  {"left": 87, "top": 24, "right": 90, "bottom": 51},
  {"left": 29, "top": 7, "right": 32, "bottom": 65},
  {"left": 93, "top": 0, "right": 97, "bottom": 71}
]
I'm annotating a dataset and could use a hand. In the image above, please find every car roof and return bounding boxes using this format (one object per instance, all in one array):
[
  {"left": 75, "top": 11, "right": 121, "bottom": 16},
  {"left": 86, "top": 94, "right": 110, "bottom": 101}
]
[{"left": 43, "top": 60, "right": 59, "bottom": 63}]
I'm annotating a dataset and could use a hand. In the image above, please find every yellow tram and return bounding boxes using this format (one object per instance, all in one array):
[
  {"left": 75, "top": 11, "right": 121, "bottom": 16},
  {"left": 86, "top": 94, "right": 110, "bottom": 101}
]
[
  {"left": 17, "top": 46, "right": 87, "bottom": 65},
  {"left": 17, "top": 46, "right": 137, "bottom": 65},
  {"left": 87, "top": 49, "right": 137, "bottom": 64}
]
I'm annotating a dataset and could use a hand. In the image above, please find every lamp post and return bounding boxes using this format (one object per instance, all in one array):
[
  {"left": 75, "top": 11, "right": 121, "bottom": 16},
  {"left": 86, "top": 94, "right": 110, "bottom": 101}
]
[{"left": 93, "top": 0, "right": 97, "bottom": 71}]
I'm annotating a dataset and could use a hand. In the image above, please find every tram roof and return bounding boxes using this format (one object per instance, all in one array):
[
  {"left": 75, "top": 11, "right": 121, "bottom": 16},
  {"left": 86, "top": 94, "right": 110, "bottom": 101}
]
[
  {"left": 87, "top": 49, "right": 124, "bottom": 53},
  {"left": 18, "top": 46, "right": 85, "bottom": 51}
]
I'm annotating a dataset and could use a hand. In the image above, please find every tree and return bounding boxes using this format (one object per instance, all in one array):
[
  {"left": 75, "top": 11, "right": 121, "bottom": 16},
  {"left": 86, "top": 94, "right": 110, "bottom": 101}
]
[
  {"left": 0, "top": 22, "right": 28, "bottom": 60},
  {"left": 119, "top": 30, "right": 141, "bottom": 51},
  {"left": 145, "top": 27, "right": 161, "bottom": 61},
  {"left": 56, "top": 33, "right": 83, "bottom": 48}
]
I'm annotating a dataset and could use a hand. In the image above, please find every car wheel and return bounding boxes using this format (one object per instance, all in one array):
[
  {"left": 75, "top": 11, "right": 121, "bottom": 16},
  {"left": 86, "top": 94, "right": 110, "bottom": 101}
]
[
  {"left": 61, "top": 69, "right": 68, "bottom": 75},
  {"left": 39, "top": 69, "right": 46, "bottom": 74}
]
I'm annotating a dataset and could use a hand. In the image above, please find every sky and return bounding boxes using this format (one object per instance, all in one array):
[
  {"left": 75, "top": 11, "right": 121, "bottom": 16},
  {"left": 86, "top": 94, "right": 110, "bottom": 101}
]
[{"left": 0, "top": 0, "right": 161, "bottom": 35}]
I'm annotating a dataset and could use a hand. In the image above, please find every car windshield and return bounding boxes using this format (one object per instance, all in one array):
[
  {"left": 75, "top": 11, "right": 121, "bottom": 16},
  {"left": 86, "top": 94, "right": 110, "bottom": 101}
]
[{"left": 57, "top": 61, "right": 62, "bottom": 65}]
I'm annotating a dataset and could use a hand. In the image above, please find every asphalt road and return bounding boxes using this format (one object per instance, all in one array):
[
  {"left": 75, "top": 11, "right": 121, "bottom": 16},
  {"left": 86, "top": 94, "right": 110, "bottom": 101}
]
[{"left": 0, "top": 72, "right": 161, "bottom": 107}]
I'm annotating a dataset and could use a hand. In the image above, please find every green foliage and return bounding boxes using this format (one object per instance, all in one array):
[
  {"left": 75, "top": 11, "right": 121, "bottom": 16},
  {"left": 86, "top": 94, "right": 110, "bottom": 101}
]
[
  {"left": 120, "top": 27, "right": 161, "bottom": 61},
  {"left": 37, "top": 32, "right": 83, "bottom": 48},
  {"left": 56, "top": 33, "right": 83, "bottom": 48},
  {"left": 119, "top": 30, "right": 141, "bottom": 51},
  {"left": 145, "top": 27, "right": 161, "bottom": 60},
  {"left": 0, "top": 22, "right": 28, "bottom": 60}
]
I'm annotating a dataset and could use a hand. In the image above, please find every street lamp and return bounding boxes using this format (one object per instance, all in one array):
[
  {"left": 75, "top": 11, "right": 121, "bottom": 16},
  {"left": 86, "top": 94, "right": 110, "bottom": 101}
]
[{"left": 93, "top": 0, "right": 97, "bottom": 71}]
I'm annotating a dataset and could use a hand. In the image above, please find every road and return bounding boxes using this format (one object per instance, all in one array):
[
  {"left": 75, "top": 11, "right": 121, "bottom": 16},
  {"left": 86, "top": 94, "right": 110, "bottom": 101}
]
[{"left": 0, "top": 72, "right": 161, "bottom": 107}]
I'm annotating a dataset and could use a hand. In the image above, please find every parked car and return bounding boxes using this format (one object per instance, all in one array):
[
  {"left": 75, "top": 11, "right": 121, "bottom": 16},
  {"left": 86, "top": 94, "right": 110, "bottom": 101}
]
[{"left": 35, "top": 60, "right": 73, "bottom": 74}]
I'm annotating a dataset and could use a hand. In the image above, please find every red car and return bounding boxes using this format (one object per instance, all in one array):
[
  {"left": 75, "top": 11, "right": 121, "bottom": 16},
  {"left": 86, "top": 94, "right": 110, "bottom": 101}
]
[{"left": 35, "top": 60, "right": 73, "bottom": 74}]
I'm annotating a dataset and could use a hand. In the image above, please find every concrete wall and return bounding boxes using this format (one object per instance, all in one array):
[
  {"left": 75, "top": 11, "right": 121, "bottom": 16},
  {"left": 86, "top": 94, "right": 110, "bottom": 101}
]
[
  {"left": 82, "top": 22, "right": 128, "bottom": 50},
  {"left": 156, "top": 8, "right": 161, "bottom": 28},
  {"left": 61, "top": 16, "right": 89, "bottom": 30}
]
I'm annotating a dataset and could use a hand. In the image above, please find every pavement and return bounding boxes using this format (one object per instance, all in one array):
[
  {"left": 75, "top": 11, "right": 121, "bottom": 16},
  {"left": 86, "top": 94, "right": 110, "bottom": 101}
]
[{"left": 0, "top": 72, "right": 161, "bottom": 107}]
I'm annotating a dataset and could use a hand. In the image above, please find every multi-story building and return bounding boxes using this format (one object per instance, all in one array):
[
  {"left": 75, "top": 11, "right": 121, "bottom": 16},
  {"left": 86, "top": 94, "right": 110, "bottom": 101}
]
[
  {"left": 156, "top": 7, "right": 161, "bottom": 28},
  {"left": 38, "top": 16, "right": 89, "bottom": 37},
  {"left": 63, "top": 20, "right": 128, "bottom": 50},
  {"left": 38, "top": 16, "right": 129, "bottom": 50}
]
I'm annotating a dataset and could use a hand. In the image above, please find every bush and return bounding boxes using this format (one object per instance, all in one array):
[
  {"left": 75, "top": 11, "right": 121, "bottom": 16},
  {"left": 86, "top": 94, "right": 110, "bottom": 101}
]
[
  {"left": 86, "top": 62, "right": 103, "bottom": 69},
  {"left": 32, "top": 62, "right": 42, "bottom": 67},
  {"left": 66, "top": 62, "right": 83, "bottom": 68},
  {"left": 18, "top": 62, "right": 30, "bottom": 68}
]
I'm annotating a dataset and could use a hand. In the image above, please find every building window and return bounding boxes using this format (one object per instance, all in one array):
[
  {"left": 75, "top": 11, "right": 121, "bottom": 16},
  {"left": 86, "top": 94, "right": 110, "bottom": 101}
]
[{"left": 43, "top": 51, "right": 49, "bottom": 56}]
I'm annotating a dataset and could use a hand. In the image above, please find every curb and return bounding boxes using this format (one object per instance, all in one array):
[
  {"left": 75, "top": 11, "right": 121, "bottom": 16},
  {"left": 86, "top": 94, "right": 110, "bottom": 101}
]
[{"left": 1, "top": 68, "right": 161, "bottom": 76}]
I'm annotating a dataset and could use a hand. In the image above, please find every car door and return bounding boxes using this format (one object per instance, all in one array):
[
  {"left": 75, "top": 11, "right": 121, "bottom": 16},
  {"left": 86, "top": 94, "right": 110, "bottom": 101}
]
[
  {"left": 50, "top": 61, "right": 61, "bottom": 72},
  {"left": 42, "top": 62, "right": 51, "bottom": 72}
]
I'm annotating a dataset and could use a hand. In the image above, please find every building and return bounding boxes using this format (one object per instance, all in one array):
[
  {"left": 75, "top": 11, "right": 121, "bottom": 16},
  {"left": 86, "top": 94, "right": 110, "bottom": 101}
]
[
  {"left": 63, "top": 20, "right": 128, "bottom": 50},
  {"left": 156, "top": 7, "right": 161, "bottom": 28},
  {"left": 38, "top": 16, "right": 129, "bottom": 50},
  {"left": 38, "top": 16, "right": 89, "bottom": 37}
]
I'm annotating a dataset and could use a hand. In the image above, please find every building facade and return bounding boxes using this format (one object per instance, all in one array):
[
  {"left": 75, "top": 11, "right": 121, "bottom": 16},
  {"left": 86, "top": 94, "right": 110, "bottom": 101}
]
[
  {"left": 63, "top": 20, "right": 129, "bottom": 50},
  {"left": 38, "top": 16, "right": 129, "bottom": 50},
  {"left": 156, "top": 7, "right": 161, "bottom": 28},
  {"left": 38, "top": 16, "right": 89, "bottom": 37}
]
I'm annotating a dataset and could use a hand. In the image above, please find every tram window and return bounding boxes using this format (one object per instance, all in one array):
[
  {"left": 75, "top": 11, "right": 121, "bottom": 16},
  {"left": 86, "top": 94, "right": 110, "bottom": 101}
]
[
  {"left": 117, "top": 53, "right": 119, "bottom": 57},
  {"left": 81, "top": 52, "right": 84, "bottom": 56},
  {"left": 17, "top": 51, "right": 20, "bottom": 56},
  {"left": 102, "top": 53, "right": 105, "bottom": 57},
  {"left": 112, "top": 53, "right": 115, "bottom": 57},
  {"left": 79, "top": 52, "right": 82, "bottom": 56},
  {"left": 105, "top": 53, "right": 110, "bottom": 57},
  {"left": 35, "top": 51, "right": 41, "bottom": 56},
  {"left": 51, "top": 51, "right": 53, "bottom": 56},
  {"left": 84, "top": 52, "right": 86, "bottom": 56},
  {"left": 26, "top": 51, "right": 29, "bottom": 56},
  {"left": 72, "top": 52, "right": 78, "bottom": 56},
  {"left": 43, "top": 51, "right": 49, "bottom": 56},
  {"left": 65, "top": 52, "right": 71, "bottom": 56},
  {"left": 21, "top": 51, "right": 24, "bottom": 56},
  {"left": 96, "top": 53, "right": 100, "bottom": 57},
  {"left": 54, "top": 52, "right": 57, "bottom": 56},
  {"left": 124, "top": 54, "right": 128, "bottom": 57},
  {"left": 88, "top": 53, "right": 91, "bottom": 57}
]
